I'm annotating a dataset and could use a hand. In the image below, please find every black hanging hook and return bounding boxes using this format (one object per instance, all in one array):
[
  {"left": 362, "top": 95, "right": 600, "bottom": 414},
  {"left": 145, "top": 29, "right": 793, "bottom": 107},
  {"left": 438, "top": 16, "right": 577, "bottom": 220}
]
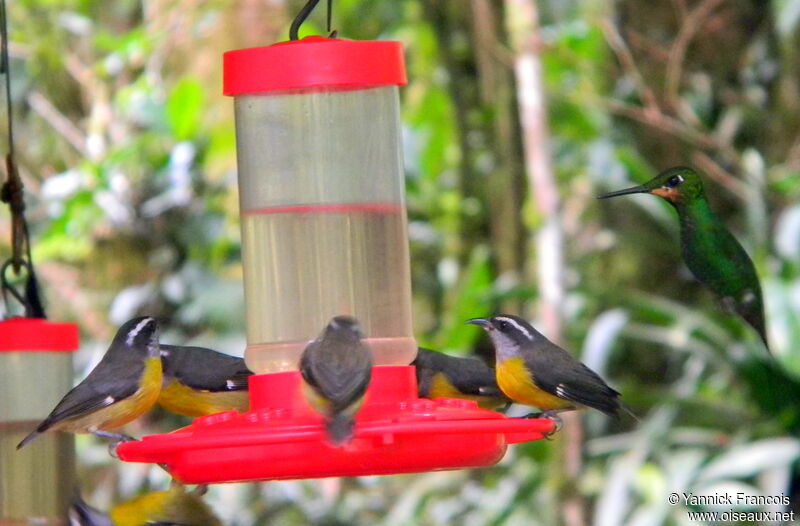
[
  {"left": 0, "top": 0, "right": 46, "bottom": 319},
  {"left": 0, "top": 0, "right": 24, "bottom": 275},
  {"left": 289, "top": 0, "right": 335, "bottom": 41},
  {"left": 1, "top": 258, "right": 44, "bottom": 318},
  {"left": 1, "top": 259, "right": 26, "bottom": 310}
]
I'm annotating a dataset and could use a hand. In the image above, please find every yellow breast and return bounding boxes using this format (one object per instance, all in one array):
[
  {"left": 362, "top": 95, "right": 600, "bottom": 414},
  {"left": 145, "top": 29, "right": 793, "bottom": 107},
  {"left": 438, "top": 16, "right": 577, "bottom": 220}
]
[
  {"left": 496, "top": 357, "right": 573, "bottom": 411},
  {"left": 158, "top": 380, "right": 250, "bottom": 417}
]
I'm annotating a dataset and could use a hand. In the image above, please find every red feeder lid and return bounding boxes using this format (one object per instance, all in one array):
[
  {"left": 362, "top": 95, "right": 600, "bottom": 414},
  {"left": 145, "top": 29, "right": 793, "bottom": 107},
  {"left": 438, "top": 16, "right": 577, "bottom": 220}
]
[
  {"left": 0, "top": 317, "right": 79, "bottom": 352},
  {"left": 118, "top": 366, "right": 554, "bottom": 483},
  {"left": 223, "top": 36, "right": 406, "bottom": 95}
]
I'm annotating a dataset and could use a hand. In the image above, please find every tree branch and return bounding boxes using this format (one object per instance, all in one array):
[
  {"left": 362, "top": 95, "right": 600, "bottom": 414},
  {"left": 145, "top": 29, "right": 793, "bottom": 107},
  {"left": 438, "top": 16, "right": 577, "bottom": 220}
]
[{"left": 664, "top": 0, "right": 724, "bottom": 105}]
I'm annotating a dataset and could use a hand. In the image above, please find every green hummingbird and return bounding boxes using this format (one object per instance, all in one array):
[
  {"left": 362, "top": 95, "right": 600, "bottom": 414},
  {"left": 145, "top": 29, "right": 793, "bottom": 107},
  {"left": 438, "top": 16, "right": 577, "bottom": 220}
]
[{"left": 598, "top": 166, "right": 769, "bottom": 352}]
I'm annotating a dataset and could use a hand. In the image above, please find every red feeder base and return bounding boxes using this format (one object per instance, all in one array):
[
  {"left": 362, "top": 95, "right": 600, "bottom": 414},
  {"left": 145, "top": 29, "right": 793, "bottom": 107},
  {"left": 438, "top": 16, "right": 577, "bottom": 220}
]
[{"left": 118, "top": 365, "right": 554, "bottom": 483}]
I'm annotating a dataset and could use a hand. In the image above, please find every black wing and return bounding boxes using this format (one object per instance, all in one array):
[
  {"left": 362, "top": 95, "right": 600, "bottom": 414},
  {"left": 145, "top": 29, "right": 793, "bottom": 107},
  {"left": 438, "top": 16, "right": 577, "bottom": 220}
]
[
  {"left": 160, "top": 344, "right": 252, "bottom": 392},
  {"left": 528, "top": 343, "right": 621, "bottom": 416},
  {"left": 414, "top": 348, "right": 504, "bottom": 398},
  {"left": 37, "top": 352, "right": 146, "bottom": 431}
]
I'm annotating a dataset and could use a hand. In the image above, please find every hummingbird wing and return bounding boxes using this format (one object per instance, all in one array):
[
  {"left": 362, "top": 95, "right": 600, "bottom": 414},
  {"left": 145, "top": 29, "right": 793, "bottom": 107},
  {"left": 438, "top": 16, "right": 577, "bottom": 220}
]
[
  {"left": 527, "top": 342, "right": 621, "bottom": 416},
  {"left": 160, "top": 344, "right": 252, "bottom": 392}
]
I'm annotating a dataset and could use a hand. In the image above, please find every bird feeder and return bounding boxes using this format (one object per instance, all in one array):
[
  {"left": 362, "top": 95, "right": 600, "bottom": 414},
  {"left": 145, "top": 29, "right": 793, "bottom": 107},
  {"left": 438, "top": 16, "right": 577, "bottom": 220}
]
[
  {"left": 0, "top": 317, "right": 78, "bottom": 523},
  {"left": 118, "top": 35, "right": 553, "bottom": 483}
]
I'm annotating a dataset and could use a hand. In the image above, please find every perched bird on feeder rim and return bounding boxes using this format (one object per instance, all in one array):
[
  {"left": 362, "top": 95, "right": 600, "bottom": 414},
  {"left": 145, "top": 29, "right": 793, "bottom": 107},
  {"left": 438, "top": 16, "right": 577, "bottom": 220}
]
[
  {"left": 109, "top": 481, "right": 221, "bottom": 526},
  {"left": 300, "top": 315, "right": 373, "bottom": 446},
  {"left": 17, "top": 317, "right": 162, "bottom": 449},
  {"left": 413, "top": 347, "right": 509, "bottom": 410},
  {"left": 158, "top": 344, "right": 252, "bottom": 417},
  {"left": 468, "top": 315, "right": 629, "bottom": 430},
  {"left": 598, "top": 166, "right": 770, "bottom": 352}
]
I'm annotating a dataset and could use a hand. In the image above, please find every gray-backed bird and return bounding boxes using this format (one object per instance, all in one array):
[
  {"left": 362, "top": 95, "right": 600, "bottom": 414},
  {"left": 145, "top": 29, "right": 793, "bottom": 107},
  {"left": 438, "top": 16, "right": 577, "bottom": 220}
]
[
  {"left": 300, "top": 315, "right": 373, "bottom": 446},
  {"left": 158, "top": 344, "right": 252, "bottom": 417},
  {"left": 468, "top": 315, "right": 627, "bottom": 427},
  {"left": 598, "top": 166, "right": 769, "bottom": 351},
  {"left": 413, "top": 347, "right": 509, "bottom": 410},
  {"left": 17, "top": 317, "right": 162, "bottom": 449}
]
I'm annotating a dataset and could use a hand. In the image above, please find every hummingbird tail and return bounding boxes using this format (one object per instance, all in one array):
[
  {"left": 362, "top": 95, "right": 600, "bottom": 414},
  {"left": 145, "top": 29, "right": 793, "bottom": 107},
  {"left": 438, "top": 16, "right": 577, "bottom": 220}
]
[{"left": 757, "top": 328, "right": 771, "bottom": 355}]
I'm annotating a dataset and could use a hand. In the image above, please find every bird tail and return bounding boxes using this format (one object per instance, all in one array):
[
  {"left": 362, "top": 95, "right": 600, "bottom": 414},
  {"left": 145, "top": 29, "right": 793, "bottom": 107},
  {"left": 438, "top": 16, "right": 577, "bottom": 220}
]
[
  {"left": 69, "top": 488, "right": 113, "bottom": 526},
  {"left": 758, "top": 331, "right": 771, "bottom": 355},
  {"left": 326, "top": 414, "right": 355, "bottom": 446},
  {"left": 615, "top": 402, "right": 640, "bottom": 423},
  {"left": 17, "top": 429, "right": 41, "bottom": 450}
]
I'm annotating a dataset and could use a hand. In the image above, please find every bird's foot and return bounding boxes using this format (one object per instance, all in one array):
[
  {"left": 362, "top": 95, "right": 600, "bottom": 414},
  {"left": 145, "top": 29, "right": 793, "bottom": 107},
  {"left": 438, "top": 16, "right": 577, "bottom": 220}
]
[
  {"left": 108, "top": 441, "right": 122, "bottom": 459},
  {"left": 193, "top": 484, "right": 209, "bottom": 496},
  {"left": 540, "top": 411, "right": 564, "bottom": 438},
  {"left": 93, "top": 430, "right": 135, "bottom": 442},
  {"left": 95, "top": 431, "right": 134, "bottom": 459},
  {"left": 522, "top": 411, "right": 543, "bottom": 419}
]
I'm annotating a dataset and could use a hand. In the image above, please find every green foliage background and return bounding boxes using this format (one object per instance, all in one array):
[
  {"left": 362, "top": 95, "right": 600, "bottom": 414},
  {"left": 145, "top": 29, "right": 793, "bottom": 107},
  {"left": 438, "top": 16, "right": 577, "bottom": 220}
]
[{"left": 1, "top": 0, "right": 799, "bottom": 524}]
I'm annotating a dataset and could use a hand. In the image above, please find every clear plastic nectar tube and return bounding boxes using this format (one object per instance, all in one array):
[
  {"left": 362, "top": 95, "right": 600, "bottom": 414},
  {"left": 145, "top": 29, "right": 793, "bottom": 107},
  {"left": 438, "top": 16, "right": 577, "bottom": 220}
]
[{"left": 225, "top": 38, "right": 416, "bottom": 373}]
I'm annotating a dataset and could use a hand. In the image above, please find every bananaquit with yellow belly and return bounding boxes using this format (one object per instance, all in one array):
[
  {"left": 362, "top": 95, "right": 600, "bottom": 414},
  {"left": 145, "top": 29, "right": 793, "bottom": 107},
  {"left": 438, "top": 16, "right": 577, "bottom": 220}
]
[
  {"left": 468, "top": 314, "right": 630, "bottom": 429},
  {"left": 300, "top": 315, "right": 373, "bottom": 446},
  {"left": 17, "top": 317, "right": 162, "bottom": 449},
  {"left": 70, "top": 481, "right": 221, "bottom": 526},
  {"left": 158, "top": 344, "right": 252, "bottom": 417},
  {"left": 110, "top": 481, "right": 221, "bottom": 526},
  {"left": 413, "top": 347, "right": 510, "bottom": 410}
]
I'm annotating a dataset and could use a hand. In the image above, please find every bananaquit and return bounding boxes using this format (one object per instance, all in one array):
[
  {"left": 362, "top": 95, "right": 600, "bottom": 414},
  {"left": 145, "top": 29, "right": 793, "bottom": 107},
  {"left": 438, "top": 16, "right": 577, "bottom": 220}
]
[
  {"left": 300, "top": 316, "right": 373, "bottom": 446},
  {"left": 413, "top": 347, "right": 509, "bottom": 410},
  {"left": 110, "top": 481, "right": 221, "bottom": 526},
  {"left": 18, "top": 317, "right": 162, "bottom": 449},
  {"left": 158, "top": 344, "right": 252, "bottom": 417},
  {"left": 468, "top": 315, "right": 629, "bottom": 428},
  {"left": 70, "top": 481, "right": 221, "bottom": 526}
]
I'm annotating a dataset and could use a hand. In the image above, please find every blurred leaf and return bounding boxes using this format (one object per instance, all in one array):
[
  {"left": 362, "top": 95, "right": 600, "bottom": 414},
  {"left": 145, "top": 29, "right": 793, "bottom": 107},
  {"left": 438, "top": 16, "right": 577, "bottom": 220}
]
[
  {"left": 167, "top": 77, "right": 205, "bottom": 141},
  {"left": 432, "top": 246, "right": 492, "bottom": 352},
  {"left": 695, "top": 438, "right": 800, "bottom": 485}
]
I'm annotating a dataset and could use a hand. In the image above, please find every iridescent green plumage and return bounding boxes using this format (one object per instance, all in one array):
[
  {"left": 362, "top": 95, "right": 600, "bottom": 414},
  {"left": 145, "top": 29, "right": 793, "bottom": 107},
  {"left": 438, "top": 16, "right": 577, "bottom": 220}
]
[{"left": 599, "top": 167, "right": 769, "bottom": 351}]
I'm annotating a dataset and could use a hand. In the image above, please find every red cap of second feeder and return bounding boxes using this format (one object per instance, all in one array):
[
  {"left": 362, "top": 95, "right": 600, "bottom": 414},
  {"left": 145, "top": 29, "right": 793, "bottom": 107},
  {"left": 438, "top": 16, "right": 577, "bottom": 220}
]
[
  {"left": 223, "top": 36, "right": 406, "bottom": 95},
  {"left": 0, "top": 317, "right": 79, "bottom": 352}
]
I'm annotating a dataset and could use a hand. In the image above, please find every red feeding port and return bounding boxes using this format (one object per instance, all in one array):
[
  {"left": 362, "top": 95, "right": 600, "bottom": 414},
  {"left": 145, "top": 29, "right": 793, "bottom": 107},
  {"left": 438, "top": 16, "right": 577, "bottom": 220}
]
[{"left": 117, "top": 366, "right": 554, "bottom": 483}]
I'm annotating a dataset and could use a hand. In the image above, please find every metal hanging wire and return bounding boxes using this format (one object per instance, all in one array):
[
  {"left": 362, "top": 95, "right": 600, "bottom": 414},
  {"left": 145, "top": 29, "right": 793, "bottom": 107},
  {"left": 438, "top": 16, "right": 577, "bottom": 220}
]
[
  {"left": 0, "top": 0, "right": 45, "bottom": 318},
  {"left": 289, "top": 0, "right": 336, "bottom": 41}
]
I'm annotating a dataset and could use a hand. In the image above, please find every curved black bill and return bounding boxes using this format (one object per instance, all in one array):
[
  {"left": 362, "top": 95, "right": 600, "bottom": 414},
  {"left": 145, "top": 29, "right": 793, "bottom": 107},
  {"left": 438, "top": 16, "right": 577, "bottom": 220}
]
[
  {"left": 466, "top": 318, "right": 491, "bottom": 328},
  {"left": 597, "top": 185, "right": 650, "bottom": 199}
]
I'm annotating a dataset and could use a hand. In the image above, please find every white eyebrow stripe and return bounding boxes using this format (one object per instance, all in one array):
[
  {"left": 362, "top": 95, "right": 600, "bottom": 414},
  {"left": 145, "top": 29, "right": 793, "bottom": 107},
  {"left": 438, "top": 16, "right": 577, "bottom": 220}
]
[
  {"left": 126, "top": 318, "right": 154, "bottom": 346},
  {"left": 494, "top": 316, "right": 534, "bottom": 340}
]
